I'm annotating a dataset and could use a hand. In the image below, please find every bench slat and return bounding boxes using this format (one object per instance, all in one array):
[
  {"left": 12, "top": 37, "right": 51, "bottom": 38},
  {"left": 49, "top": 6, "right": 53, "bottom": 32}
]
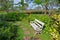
[
  {"left": 30, "top": 19, "right": 45, "bottom": 32},
  {"left": 30, "top": 22, "right": 38, "bottom": 31},
  {"left": 30, "top": 22, "right": 42, "bottom": 31},
  {"left": 34, "top": 21, "right": 43, "bottom": 29},
  {"left": 35, "top": 19, "right": 44, "bottom": 26}
]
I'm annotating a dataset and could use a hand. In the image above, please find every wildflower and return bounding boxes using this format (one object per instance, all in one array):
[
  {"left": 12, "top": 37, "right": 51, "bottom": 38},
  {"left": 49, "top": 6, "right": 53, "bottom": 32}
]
[
  {"left": 54, "top": 29, "right": 56, "bottom": 32},
  {"left": 55, "top": 35, "right": 58, "bottom": 38},
  {"left": 57, "top": 22, "right": 58, "bottom": 24},
  {"left": 49, "top": 28, "right": 52, "bottom": 32},
  {"left": 56, "top": 39, "right": 58, "bottom": 40}
]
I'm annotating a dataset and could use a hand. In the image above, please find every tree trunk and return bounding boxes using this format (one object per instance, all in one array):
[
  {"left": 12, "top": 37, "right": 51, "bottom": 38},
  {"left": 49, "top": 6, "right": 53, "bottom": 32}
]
[{"left": 45, "top": 5, "right": 48, "bottom": 14}]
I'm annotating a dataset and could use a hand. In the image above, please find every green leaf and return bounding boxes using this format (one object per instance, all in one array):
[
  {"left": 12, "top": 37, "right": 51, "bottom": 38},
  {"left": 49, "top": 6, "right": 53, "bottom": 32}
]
[{"left": 34, "top": 0, "right": 42, "bottom": 4}]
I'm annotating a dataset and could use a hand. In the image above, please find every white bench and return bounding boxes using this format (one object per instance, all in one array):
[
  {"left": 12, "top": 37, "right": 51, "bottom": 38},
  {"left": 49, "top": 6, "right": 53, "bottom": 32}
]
[{"left": 30, "top": 19, "right": 45, "bottom": 33}]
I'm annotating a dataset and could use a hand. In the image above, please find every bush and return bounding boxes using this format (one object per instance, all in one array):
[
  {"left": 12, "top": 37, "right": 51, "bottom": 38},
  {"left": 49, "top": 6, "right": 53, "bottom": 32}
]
[
  {"left": 0, "top": 22, "right": 18, "bottom": 40},
  {"left": 51, "top": 14, "right": 60, "bottom": 34},
  {"left": 0, "top": 12, "right": 27, "bottom": 21},
  {"left": 0, "top": 12, "right": 26, "bottom": 40},
  {"left": 3, "top": 12, "right": 20, "bottom": 21}
]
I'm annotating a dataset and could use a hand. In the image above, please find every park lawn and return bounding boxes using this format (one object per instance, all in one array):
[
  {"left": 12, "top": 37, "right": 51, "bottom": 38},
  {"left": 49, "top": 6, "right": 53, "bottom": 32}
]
[
  {"left": 19, "top": 20, "right": 35, "bottom": 37},
  {"left": 18, "top": 14, "right": 52, "bottom": 40},
  {"left": 16, "top": 27, "right": 24, "bottom": 40}
]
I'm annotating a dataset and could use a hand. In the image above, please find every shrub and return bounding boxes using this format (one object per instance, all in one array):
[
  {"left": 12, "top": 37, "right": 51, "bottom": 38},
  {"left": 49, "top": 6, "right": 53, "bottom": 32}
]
[
  {"left": 0, "top": 12, "right": 27, "bottom": 21},
  {"left": 51, "top": 14, "right": 60, "bottom": 34},
  {"left": 0, "top": 21, "right": 18, "bottom": 40},
  {"left": 0, "top": 12, "right": 26, "bottom": 40},
  {"left": 4, "top": 12, "right": 20, "bottom": 21}
]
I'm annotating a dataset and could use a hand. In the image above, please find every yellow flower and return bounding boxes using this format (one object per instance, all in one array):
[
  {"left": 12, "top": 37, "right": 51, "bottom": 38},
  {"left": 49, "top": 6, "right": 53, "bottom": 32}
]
[
  {"left": 53, "top": 34, "right": 55, "bottom": 37},
  {"left": 57, "top": 23, "right": 58, "bottom": 24},
  {"left": 54, "top": 29, "right": 56, "bottom": 32},
  {"left": 56, "top": 39, "right": 58, "bottom": 40},
  {"left": 49, "top": 28, "right": 52, "bottom": 32},
  {"left": 51, "top": 32, "right": 55, "bottom": 36},
  {"left": 55, "top": 35, "right": 58, "bottom": 38}
]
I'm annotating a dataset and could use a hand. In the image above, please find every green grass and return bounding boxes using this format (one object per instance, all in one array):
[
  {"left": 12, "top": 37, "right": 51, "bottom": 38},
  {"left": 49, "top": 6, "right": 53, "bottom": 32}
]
[
  {"left": 40, "top": 30, "right": 51, "bottom": 40},
  {"left": 18, "top": 14, "right": 52, "bottom": 40},
  {"left": 16, "top": 27, "right": 24, "bottom": 40},
  {"left": 19, "top": 20, "right": 34, "bottom": 37},
  {"left": 28, "top": 14, "right": 52, "bottom": 40}
]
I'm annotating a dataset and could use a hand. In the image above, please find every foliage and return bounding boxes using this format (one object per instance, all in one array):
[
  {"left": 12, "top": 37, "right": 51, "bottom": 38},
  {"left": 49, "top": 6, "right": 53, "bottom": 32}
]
[
  {"left": 51, "top": 14, "right": 60, "bottom": 34},
  {"left": 58, "top": 7, "right": 60, "bottom": 10},
  {"left": 16, "top": 27, "right": 24, "bottom": 40},
  {"left": 0, "top": 12, "right": 25, "bottom": 40},
  {"left": 0, "top": 12, "right": 26, "bottom": 21},
  {"left": 28, "top": 14, "right": 52, "bottom": 24},
  {"left": 34, "top": 0, "right": 42, "bottom": 4},
  {"left": 0, "top": 0, "right": 14, "bottom": 11},
  {"left": 58, "top": 0, "right": 60, "bottom": 3},
  {"left": 0, "top": 22, "right": 18, "bottom": 40},
  {"left": 17, "top": 0, "right": 28, "bottom": 10},
  {"left": 5, "top": 12, "right": 20, "bottom": 21}
]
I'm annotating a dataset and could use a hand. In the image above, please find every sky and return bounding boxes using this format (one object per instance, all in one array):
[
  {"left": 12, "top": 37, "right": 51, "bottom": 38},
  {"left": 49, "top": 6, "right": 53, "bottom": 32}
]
[
  {"left": 14, "top": 0, "right": 59, "bottom": 10},
  {"left": 14, "top": 0, "right": 34, "bottom": 10},
  {"left": 14, "top": 0, "right": 40, "bottom": 10},
  {"left": 14, "top": 0, "right": 20, "bottom": 4}
]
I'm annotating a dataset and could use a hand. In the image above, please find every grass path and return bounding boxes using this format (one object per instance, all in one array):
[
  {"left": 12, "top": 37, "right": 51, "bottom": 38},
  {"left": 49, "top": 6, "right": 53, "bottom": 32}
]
[
  {"left": 15, "top": 14, "right": 53, "bottom": 40},
  {"left": 15, "top": 20, "right": 41, "bottom": 40},
  {"left": 15, "top": 21, "right": 34, "bottom": 37}
]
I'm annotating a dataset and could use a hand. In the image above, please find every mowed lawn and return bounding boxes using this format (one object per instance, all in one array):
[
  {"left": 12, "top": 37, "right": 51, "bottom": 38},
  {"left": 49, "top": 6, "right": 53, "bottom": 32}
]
[{"left": 17, "top": 14, "right": 52, "bottom": 40}]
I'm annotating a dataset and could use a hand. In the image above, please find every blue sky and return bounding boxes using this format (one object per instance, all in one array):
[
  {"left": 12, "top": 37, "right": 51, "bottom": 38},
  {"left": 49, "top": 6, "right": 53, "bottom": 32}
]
[
  {"left": 14, "top": 0, "right": 34, "bottom": 9},
  {"left": 14, "top": 0, "right": 39, "bottom": 10},
  {"left": 14, "top": 0, "right": 20, "bottom": 4},
  {"left": 14, "top": 0, "right": 59, "bottom": 10}
]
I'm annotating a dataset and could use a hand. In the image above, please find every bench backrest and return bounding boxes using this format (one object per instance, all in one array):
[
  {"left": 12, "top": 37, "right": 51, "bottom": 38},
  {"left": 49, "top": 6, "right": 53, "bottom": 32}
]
[
  {"left": 30, "top": 21, "right": 40, "bottom": 31},
  {"left": 34, "top": 19, "right": 44, "bottom": 27},
  {"left": 30, "top": 19, "right": 45, "bottom": 31}
]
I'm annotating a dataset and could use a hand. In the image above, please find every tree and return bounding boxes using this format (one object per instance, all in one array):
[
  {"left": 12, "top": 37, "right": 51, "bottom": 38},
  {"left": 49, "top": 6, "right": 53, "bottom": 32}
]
[
  {"left": 43, "top": 0, "right": 49, "bottom": 14},
  {"left": 34, "top": 0, "right": 41, "bottom": 5},
  {"left": 34, "top": 0, "right": 58, "bottom": 14},
  {"left": 0, "top": 0, "right": 14, "bottom": 12},
  {"left": 58, "top": 0, "right": 60, "bottom": 3},
  {"left": 17, "top": 0, "right": 28, "bottom": 10},
  {"left": 34, "top": 0, "right": 49, "bottom": 14}
]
